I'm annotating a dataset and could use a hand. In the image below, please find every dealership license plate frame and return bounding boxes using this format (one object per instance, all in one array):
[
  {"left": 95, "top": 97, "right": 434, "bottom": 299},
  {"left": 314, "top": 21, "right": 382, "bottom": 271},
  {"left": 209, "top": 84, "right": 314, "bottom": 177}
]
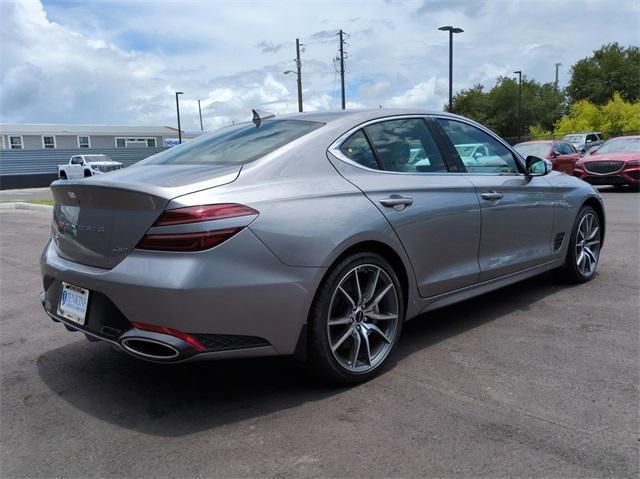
[{"left": 57, "top": 282, "right": 90, "bottom": 326}]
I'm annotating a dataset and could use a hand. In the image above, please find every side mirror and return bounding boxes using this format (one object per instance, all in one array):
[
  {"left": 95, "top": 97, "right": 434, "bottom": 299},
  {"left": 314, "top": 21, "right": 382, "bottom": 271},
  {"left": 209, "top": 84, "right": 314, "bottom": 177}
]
[
  {"left": 550, "top": 150, "right": 560, "bottom": 158},
  {"left": 526, "top": 155, "right": 552, "bottom": 176}
]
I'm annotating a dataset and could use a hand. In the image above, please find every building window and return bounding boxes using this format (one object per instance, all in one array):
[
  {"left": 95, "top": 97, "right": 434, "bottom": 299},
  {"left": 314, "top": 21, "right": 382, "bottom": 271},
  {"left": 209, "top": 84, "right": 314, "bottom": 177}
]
[
  {"left": 78, "top": 136, "right": 90, "bottom": 148},
  {"left": 115, "top": 137, "right": 156, "bottom": 148},
  {"left": 9, "top": 136, "right": 23, "bottom": 149},
  {"left": 42, "top": 136, "right": 56, "bottom": 149}
]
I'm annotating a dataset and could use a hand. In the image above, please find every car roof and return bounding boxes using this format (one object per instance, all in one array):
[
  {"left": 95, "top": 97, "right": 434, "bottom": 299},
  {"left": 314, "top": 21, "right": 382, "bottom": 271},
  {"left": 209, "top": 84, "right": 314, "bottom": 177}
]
[{"left": 276, "top": 108, "right": 459, "bottom": 125}]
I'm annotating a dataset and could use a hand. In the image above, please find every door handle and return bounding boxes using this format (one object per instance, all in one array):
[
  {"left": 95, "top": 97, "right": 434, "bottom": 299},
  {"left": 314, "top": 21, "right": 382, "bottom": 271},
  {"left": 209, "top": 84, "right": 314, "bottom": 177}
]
[
  {"left": 481, "top": 191, "right": 504, "bottom": 201},
  {"left": 379, "top": 196, "right": 414, "bottom": 210}
]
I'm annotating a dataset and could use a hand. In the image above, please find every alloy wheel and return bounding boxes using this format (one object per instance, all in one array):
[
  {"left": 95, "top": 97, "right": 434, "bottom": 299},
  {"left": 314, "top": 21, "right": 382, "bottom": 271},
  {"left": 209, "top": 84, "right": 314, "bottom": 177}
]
[
  {"left": 575, "top": 212, "right": 601, "bottom": 277},
  {"left": 327, "top": 264, "right": 399, "bottom": 373}
]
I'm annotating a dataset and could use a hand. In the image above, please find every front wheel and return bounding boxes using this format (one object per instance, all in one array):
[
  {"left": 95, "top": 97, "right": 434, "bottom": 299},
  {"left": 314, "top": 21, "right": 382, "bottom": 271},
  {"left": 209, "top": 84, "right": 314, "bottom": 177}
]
[
  {"left": 308, "top": 252, "right": 404, "bottom": 384},
  {"left": 557, "top": 206, "right": 602, "bottom": 283}
]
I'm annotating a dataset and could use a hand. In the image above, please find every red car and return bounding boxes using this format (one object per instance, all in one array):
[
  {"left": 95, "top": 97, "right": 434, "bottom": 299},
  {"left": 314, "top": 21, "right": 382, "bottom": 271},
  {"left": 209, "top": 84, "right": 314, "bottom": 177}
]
[
  {"left": 573, "top": 136, "right": 640, "bottom": 188},
  {"left": 514, "top": 140, "right": 580, "bottom": 174}
]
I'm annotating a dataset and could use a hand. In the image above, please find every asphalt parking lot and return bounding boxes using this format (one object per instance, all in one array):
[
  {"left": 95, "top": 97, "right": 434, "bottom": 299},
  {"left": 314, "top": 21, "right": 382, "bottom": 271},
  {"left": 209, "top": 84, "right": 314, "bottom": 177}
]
[{"left": 0, "top": 188, "right": 638, "bottom": 478}]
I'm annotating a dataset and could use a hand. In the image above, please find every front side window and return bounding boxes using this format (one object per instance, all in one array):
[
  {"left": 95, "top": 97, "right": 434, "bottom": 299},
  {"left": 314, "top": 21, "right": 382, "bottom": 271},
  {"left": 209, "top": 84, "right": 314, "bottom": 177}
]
[
  {"left": 43, "top": 136, "right": 55, "bottom": 149},
  {"left": 364, "top": 119, "right": 446, "bottom": 173},
  {"left": 437, "top": 119, "right": 520, "bottom": 174},
  {"left": 556, "top": 142, "right": 573, "bottom": 155},
  {"left": 71, "top": 156, "right": 82, "bottom": 164},
  {"left": 142, "top": 120, "right": 323, "bottom": 166},
  {"left": 9, "top": 136, "right": 22, "bottom": 149},
  {"left": 339, "top": 130, "right": 379, "bottom": 169},
  {"left": 514, "top": 142, "right": 551, "bottom": 158},
  {"left": 78, "top": 136, "right": 90, "bottom": 148}
]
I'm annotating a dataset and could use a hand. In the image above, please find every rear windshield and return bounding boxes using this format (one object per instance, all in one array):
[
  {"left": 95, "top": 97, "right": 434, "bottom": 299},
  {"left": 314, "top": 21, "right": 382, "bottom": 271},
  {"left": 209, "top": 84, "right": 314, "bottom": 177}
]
[
  {"left": 514, "top": 143, "right": 550, "bottom": 157},
  {"left": 141, "top": 119, "right": 323, "bottom": 166}
]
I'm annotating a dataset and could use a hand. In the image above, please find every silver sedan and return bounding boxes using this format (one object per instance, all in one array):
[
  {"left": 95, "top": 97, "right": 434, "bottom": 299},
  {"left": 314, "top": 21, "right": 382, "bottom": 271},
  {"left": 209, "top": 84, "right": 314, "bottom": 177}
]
[{"left": 40, "top": 109, "right": 605, "bottom": 383}]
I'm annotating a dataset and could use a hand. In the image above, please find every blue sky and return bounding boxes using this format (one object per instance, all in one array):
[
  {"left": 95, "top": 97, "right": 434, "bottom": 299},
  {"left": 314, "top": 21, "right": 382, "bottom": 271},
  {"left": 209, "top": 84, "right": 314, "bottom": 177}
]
[{"left": 1, "top": 0, "right": 639, "bottom": 130}]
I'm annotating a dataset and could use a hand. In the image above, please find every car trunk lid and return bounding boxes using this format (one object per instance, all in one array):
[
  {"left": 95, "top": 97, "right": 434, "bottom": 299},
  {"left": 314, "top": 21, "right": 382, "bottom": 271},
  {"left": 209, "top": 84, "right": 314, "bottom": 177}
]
[{"left": 50, "top": 164, "right": 241, "bottom": 269}]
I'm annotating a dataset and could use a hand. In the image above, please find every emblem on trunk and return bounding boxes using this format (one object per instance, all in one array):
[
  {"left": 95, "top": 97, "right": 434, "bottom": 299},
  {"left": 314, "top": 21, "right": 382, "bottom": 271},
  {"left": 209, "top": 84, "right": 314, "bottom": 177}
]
[{"left": 67, "top": 192, "right": 76, "bottom": 199}]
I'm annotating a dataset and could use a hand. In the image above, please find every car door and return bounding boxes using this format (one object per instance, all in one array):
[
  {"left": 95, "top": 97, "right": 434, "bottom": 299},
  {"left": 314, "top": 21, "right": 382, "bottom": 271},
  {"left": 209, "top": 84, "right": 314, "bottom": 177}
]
[
  {"left": 69, "top": 156, "right": 83, "bottom": 178},
  {"left": 328, "top": 117, "right": 481, "bottom": 298},
  {"left": 434, "top": 117, "right": 555, "bottom": 282},
  {"left": 552, "top": 142, "right": 580, "bottom": 174}
]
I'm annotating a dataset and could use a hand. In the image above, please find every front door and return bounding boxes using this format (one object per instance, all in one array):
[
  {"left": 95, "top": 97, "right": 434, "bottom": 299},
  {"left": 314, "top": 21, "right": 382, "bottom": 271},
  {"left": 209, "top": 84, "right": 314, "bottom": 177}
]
[
  {"left": 435, "top": 117, "right": 555, "bottom": 281},
  {"left": 328, "top": 117, "right": 481, "bottom": 298}
]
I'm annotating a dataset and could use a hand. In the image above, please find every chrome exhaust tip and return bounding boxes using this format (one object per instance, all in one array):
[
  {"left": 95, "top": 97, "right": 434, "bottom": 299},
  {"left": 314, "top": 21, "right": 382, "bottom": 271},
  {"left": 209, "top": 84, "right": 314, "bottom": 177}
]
[{"left": 121, "top": 337, "right": 180, "bottom": 360}]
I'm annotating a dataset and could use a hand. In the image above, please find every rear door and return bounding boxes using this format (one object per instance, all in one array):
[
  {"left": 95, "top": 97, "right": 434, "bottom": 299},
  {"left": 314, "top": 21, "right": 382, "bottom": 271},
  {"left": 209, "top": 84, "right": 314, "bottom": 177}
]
[
  {"left": 434, "top": 117, "right": 555, "bottom": 281},
  {"left": 328, "top": 116, "right": 481, "bottom": 298}
]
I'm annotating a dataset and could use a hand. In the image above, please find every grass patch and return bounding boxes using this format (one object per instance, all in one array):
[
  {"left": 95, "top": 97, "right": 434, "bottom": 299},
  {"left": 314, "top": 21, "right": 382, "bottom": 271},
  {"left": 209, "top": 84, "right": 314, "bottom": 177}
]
[{"left": 0, "top": 199, "right": 54, "bottom": 205}]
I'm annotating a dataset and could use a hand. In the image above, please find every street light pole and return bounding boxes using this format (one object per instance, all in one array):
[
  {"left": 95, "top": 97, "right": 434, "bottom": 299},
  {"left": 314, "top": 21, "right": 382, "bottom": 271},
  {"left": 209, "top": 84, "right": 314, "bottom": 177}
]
[
  {"left": 197, "top": 99, "right": 203, "bottom": 131},
  {"left": 175, "top": 91, "right": 184, "bottom": 144},
  {"left": 513, "top": 71, "right": 522, "bottom": 140},
  {"left": 296, "top": 38, "right": 303, "bottom": 112},
  {"left": 554, "top": 62, "right": 562, "bottom": 91},
  {"left": 438, "top": 25, "right": 464, "bottom": 113}
]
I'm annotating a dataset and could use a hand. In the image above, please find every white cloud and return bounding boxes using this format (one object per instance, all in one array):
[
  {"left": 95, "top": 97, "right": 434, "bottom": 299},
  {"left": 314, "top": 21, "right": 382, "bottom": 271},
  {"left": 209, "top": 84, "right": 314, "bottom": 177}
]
[{"left": 1, "top": 0, "right": 638, "bottom": 129}]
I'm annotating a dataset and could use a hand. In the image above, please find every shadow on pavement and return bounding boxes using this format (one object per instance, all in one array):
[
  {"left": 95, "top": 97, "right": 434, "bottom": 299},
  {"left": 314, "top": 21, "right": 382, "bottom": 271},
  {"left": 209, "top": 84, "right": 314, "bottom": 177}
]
[{"left": 37, "top": 272, "right": 572, "bottom": 437}]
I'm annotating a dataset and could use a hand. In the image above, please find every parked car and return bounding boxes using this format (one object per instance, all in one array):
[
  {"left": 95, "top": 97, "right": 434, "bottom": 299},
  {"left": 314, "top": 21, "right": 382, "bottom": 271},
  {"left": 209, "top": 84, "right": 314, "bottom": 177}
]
[
  {"left": 573, "top": 135, "right": 640, "bottom": 188},
  {"left": 41, "top": 109, "right": 605, "bottom": 383},
  {"left": 514, "top": 140, "right": 580, "bottom": 174},
  {"left": 563, "top": 132, "right": 604, "bottom": 156},
  {"left": 58, "top": 154, "right": 123, "bottom": 179}
]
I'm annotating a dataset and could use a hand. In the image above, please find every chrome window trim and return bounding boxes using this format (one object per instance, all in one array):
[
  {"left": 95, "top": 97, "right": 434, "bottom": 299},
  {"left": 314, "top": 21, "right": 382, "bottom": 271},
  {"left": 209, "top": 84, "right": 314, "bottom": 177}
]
[
  {"left": 328, "top": 113, "right": 527, "bottom": 176},
  {"left": 327, "top": 114, "right": 454, "bottom": 176}
]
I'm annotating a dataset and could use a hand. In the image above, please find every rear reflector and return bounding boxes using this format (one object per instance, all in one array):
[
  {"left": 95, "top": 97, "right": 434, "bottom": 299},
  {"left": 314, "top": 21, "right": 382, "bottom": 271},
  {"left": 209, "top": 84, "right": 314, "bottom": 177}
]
[
  {"left": 131, "top": 322, "right": 206, "bottom": 351},
  {"left": 137, "top": 227, "right": 242, "bottom": 252},
  {"left": 154, "top": 204, "right": 258, "bottom": 226}
]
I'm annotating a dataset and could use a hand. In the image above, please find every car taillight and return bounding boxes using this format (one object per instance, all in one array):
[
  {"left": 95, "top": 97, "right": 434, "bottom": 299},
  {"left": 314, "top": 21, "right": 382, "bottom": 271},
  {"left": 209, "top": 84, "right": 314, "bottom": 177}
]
[{"left": 137, "top": 203, "right": 258, "bottom": 252}]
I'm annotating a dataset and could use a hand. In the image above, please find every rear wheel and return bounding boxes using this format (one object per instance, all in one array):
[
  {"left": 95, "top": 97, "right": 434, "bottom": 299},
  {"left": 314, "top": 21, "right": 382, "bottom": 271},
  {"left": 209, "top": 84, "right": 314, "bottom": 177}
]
[
  {"left": 557, "top": 206, "right": 602, "bottom": 283},
  {"left": 308, "top": 252, "right": 404, "bottom": 384}
]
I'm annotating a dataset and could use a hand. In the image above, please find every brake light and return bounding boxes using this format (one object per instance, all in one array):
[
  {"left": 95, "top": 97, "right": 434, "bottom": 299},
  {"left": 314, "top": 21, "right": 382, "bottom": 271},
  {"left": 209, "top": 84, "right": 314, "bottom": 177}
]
[
  {"left": 154, "top": 204, "right": 257, "bottom": 226},
  {"left": 137, "top": 203, "right": 258, "bottom": 252},
  {"left": 131, "top": 322, "right": 206, "bottom": 351}
]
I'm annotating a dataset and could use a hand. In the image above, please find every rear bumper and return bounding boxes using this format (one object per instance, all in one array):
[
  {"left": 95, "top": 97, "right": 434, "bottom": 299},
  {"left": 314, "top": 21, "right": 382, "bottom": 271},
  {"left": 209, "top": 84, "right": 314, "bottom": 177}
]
[{"left": 40, "top": 228, "right": 326, "bottom": 361}]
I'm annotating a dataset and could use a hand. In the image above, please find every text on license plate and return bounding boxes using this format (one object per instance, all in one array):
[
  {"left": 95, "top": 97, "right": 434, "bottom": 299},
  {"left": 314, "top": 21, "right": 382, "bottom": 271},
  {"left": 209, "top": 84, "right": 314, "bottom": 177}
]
[{"left": 57, "top": 282, "right": 90, "bottom": 325}]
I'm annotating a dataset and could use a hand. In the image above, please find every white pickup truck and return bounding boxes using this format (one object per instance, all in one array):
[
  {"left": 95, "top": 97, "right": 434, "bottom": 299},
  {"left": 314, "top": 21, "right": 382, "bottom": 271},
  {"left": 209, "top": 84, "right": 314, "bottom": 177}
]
[{"left": 57, "top": 154, "right": 123, "bottom": 179}]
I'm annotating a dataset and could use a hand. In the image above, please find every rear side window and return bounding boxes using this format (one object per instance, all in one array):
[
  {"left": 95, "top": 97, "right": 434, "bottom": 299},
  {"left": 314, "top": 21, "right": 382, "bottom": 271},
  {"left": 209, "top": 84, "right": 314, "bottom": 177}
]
[
  {"left": 142, "top": 120, "right": 323, "bottom": 166},
  {"left": 364, "top": 119, "right": 446, "bottom": 173},
  {"left": 339, "top": 130, "right": 380, "bottom": 170},
  {"left": 437, "top": 119, "right": 520, "bottom": 174}
]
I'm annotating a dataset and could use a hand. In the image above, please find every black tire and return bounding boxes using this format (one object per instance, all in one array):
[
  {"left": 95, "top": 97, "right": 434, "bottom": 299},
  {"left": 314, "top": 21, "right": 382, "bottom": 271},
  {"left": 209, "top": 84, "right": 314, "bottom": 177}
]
[
  {"left": 307, "top": 252, "right": 404, "bottom": 384},
  {"left": 84, "top": 170, "right": 92, "bottom": 178},
  {"left": 555, "top": 205, "right": 602, "bottom": 283}
]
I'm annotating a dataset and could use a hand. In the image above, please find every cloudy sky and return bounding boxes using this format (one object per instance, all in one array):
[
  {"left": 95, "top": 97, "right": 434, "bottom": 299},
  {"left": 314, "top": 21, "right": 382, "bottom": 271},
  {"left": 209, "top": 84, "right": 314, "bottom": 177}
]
[{"left": 1, "top": 0, "right": 638, "bottom": 130}]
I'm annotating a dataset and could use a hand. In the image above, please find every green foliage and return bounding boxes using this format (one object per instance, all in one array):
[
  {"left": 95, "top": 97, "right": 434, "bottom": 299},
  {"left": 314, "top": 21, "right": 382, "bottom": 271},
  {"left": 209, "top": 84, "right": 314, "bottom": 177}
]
[
  {"left": 451, "top": 76, "right": 566, "bottom": 138},
  {"left": 566, "top": 43, "right": 640, "bottom": 105},
  {"left": 527, "top": 124, "right": 552, "bottom": 140},
  {"left": 553, "top": 93, "right": 640, "bottom": 137}
]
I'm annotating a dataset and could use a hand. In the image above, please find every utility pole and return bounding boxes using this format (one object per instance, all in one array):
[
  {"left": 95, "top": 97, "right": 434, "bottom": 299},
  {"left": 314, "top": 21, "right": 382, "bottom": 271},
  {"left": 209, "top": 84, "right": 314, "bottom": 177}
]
[
  {"left": 197, "top": 99, "right": 203, "bottom": 131},
  {"left": 514, "top": 71, "right": 522, "bottom": 141},
  {"left": 554, "top": 62, "right": 562, "bottom": 91},
  {"left": 296, "top": 38, "right": 303, "bottom": 112},
  {"left": 175, "top": 91, "right": 184, "bottom": 144},
  {"left": 339, "top": 29, "right": 346, "bottom": 110},
  {"left": 438, "top": 26, "right": 464, "bottom": 113}
]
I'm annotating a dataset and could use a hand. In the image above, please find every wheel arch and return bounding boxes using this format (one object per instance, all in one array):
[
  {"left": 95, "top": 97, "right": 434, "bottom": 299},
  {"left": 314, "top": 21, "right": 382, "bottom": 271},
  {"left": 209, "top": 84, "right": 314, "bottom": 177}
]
[{"left": 583, "top": 196, "right": 605, "bottom": 246}]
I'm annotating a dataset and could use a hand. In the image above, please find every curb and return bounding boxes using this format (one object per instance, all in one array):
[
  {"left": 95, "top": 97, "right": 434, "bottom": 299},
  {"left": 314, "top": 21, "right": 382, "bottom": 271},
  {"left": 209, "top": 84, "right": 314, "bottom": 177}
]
[{"left": 0, "top": 202, "right": 53, "bottom": 212}]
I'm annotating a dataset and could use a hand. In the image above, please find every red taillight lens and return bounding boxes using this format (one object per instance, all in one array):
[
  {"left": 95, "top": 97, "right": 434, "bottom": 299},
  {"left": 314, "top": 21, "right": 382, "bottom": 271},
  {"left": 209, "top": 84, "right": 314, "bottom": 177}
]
[
  {"left": 154, "top": 204, "right": 258, "bottom": 226},
  {"left": 137, "top": 203, "right": 258, "bottom": 252},
  {"left": 137, "top": 228, "right": 242, "bottom": 252},
  {"left": 131, "top": 322, "right": 206, "bottom": 351}
]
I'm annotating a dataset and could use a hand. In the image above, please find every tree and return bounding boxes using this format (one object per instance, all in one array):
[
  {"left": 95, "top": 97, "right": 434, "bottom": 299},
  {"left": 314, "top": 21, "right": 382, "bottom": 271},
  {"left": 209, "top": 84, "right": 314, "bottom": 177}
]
[
  {"left": 566, "top": 43, "right": 640, "bottom": 105},
  {"left": 552, "top": 93, "right": 640, "bottom": 137},
  {"left": 451, "top": 76, "right": 565, "bottom": 139}
]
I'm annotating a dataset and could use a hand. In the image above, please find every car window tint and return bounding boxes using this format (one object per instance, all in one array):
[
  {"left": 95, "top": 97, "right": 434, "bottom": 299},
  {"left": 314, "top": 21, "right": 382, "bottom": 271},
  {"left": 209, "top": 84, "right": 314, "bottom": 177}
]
[
  {"left": 437, "top": 118, "right": 520, "bottom": 174},
  {"left": 364, "top": 119, "right": 446, "bottom": 173},
  {"left": 557, "top": 142, "right": 572, "bottom": 155},
  {"left": 339, "top": 130, "right": 379, "bottom": 170},
  {"left": 142, "top": 120, "right": 323, "bottom": 166}
]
